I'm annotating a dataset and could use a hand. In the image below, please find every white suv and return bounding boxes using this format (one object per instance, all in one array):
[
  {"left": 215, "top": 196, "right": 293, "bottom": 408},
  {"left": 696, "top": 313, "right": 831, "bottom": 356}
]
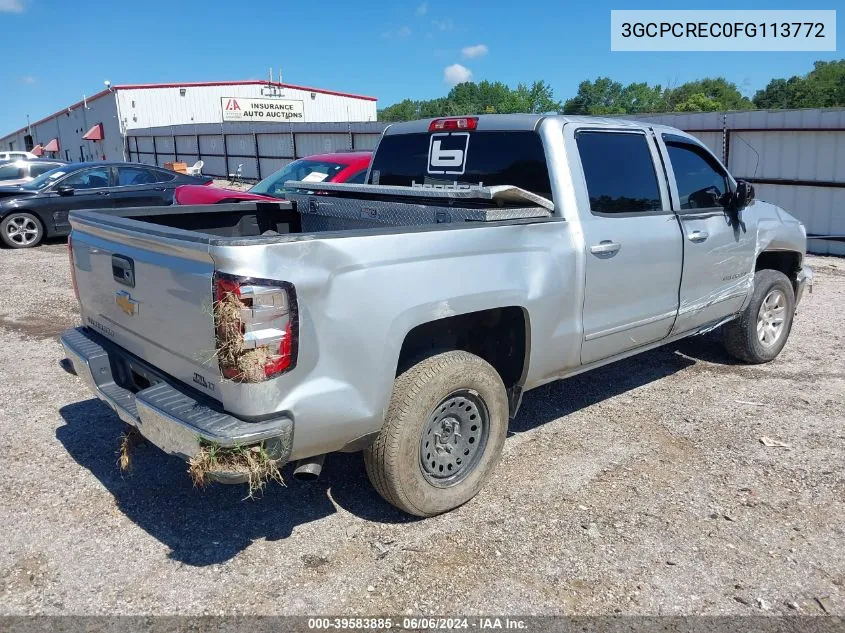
[{"left": 0, "top": 151, "right": 38, "bottom": 162}]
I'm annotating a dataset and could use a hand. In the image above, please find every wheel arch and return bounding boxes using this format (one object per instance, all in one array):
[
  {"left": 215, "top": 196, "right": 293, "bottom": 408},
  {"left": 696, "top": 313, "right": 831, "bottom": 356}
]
[
  {"left": 755, "top": 250, "right": 801, "bottom": 297},
  {"left": 396, "top": 306, "right": 531, "bottom": 418}
]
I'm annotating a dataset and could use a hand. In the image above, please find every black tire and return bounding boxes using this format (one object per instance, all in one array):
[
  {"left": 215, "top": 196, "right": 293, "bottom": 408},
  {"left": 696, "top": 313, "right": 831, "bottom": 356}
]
[
  {"left": 723, "top": 269, "right": 795, "bottom": 364},
  {"left": 364, "top": 350, "right": 508, "bottom": 517},
  {"left": 0, "top": 212, "right": 44, "bottom": 248}
]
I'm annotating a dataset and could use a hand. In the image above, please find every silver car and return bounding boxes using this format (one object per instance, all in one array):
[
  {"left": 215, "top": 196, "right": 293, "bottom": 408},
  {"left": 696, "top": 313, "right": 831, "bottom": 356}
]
[
  {"left": 0, "top": 150, "right": 37, "bottom": 162},
  {"left": 0, "top": 159, "right": 66, "bottom": 186}
]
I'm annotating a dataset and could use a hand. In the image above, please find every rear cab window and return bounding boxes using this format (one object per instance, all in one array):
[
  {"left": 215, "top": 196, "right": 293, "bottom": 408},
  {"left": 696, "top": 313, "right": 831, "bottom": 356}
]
[{"left": 368, "top": 130, "right": 553, "bottom": 202}]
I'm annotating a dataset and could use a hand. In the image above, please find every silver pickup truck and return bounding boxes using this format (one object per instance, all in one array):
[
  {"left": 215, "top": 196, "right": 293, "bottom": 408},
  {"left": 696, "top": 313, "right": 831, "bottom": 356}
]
[{"left": 60, "top": 114, "right": 811, "bottom": 516}]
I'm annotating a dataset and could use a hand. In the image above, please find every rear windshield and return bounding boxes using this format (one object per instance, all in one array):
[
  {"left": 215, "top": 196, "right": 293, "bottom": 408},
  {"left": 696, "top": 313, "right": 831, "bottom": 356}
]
[{"left": 369, "top": 131, "right": 552, "bottom": 200}]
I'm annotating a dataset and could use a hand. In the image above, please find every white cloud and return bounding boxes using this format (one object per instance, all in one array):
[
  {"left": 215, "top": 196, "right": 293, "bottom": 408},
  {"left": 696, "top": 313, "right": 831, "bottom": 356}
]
[
  {"left": 461, "top": 44, "right": 488, "bottom": 59},
  {"left": 444, "top": 63, "right": 472, "bottom": 85},
  {"left": 432, "top": 18, "right": 454, "bottom": 31},
  {"left": 0, "top": 0, "right": 24, "bottom": 12},
  {"left": 382, "top": 25, "right": 412, "bottom": 39},
  {"left": 21, "top": 75, "right": 36, "bottom": 85},
  {"left": 415, "top": 1, "right": 427, "bottom": 16}
]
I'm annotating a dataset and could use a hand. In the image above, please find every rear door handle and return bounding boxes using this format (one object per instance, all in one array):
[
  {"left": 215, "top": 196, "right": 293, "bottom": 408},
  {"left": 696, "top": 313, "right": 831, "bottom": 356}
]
[
  {"left": 687, "top": 230, "right": 709, "bottom": 243},
  {"left": 590, "top": 240, "right": 621, "bottom": 255},
  {"left": 97, "top": 191, "right": 110, "bottom": 196}
]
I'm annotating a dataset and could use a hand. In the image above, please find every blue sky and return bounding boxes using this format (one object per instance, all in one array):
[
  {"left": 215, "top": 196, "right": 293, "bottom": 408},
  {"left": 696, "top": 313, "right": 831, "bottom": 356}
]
[{"left": 1, "top": 0, "right": 841, "bottom": 133}]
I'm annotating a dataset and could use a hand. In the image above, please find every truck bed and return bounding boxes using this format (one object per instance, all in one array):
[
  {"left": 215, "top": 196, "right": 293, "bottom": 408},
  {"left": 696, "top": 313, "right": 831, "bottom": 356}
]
[{"left": 85, "top": 184, "right": 552, "bottom": 244}]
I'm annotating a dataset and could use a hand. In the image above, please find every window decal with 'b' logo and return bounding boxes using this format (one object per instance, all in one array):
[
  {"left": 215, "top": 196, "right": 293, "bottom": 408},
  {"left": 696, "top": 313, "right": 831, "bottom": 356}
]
[{"left": 427, "top": 132, "right": 470, "bottom": 175}]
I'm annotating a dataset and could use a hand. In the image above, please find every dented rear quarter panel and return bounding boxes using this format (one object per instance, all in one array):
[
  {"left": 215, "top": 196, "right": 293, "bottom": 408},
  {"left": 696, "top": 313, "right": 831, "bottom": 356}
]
[
  {"left": 67, "top": 115, "right": 810, "bottom": 462},
  {"left": 209, "top": 221, "right": 580, "bottom": 460}
]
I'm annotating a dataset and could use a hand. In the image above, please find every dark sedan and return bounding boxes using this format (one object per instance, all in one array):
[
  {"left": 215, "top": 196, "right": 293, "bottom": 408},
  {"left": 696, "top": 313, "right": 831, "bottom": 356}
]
[{"left": 0, "top": 162, "right": 212, "bottom": 248}]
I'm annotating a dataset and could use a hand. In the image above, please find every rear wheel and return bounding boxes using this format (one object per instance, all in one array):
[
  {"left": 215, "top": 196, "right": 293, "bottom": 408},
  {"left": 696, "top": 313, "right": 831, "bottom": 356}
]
[
  {"left": 723, "top": 269, "right": 795, "bottom": 364},
  {"left": 364, "top": 351, "right": 508, "bottom": 517},
  {"left": 1, "top": 212, "right": 43, "bottom": 248}
]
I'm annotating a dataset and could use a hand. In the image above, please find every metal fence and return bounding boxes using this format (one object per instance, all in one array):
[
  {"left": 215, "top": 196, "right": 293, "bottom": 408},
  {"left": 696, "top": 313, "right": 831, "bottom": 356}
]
[
  {"left": 621, "top": 108, "right": 845, "bottom": 256},
  {"left": 126, "top": 121, "right": 389, "bottom": 182},
  {"left": 127, "top": 110, "right": 845, "bottom": 256}
]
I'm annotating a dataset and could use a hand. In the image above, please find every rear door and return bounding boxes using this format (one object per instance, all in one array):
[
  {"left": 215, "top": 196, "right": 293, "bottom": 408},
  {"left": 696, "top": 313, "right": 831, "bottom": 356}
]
[
  {"left": 111, "top": 166, "right": 174, "bottom": 208},
  {"left": 565, "top": 126, "right": 684, "bottom": 365},
  {"left": 49, "top": 166, "right": 115, "bottom": 233},
  {"left": 655, "top": 133, "right": 755, "bottom": 334}
]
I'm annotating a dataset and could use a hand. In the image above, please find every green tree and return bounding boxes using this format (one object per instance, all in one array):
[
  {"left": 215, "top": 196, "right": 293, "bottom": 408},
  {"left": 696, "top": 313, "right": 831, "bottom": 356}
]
[
  {"left": 620, "top": 82, "right": 666, "bottom": 113},
  {"left": 563, "top": 77, "right": 626, "bottom": 115},
  {"left": 475, "top": 80, "right": 514, "bottom": 112},
  {"left": 666, "top": 78, "right": 753, "bottom": 111},
  {"left": 752, "top": 78, "right": 795, "bottom": 109},
  {"left": 499, "top": 81, "right": 562, "bottom": 113},
  {"left": 378, "top": 99, "right": 420, "bottom": 122},
  {"left": 673, "top": 93, "right": 722, "bottom": 112},
  {"left": 379, "top": 80, "right": 562, "bottom": 121},
  {"left": 754, "top": 60, "right": 845, "bottom": 109}
]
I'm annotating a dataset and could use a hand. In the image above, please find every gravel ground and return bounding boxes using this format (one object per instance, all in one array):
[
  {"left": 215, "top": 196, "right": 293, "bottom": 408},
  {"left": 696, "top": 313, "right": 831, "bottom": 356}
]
[
  {"left": 0, "top": 244, "right": 842, "bottom": 616},
  {"left": 211, "top": 179, "right": 253, "bottom": 191}
]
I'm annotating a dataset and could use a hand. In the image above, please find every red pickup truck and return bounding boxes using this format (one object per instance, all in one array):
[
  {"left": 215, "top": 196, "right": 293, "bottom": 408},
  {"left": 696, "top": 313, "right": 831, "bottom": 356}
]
[{"left": 173, "top": 151, "right": 371, "bottom": 205}]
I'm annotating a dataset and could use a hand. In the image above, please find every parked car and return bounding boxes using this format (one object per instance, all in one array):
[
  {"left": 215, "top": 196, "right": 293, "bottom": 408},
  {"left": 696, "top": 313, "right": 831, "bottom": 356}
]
[
  {"left": 0, "top": 150, "right": 38, "bottom": 162},
  {"left": 0, "top": 162, "right": 212, "bottom": 248},
  {"left": 0, "top": 159, "right": 67, "bottom": 186},
  {"left": 61, "top": 115, "right": 811, "bottom": 517},
  {"left": 173, "top": 151, "right": 371, "bottom": 205}
]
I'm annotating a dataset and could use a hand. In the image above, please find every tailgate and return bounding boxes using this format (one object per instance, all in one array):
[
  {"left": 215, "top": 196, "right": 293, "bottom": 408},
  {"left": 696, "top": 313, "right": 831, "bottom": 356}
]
[{"left": 69, "top": 215, "right": 220, "bottom": 395}]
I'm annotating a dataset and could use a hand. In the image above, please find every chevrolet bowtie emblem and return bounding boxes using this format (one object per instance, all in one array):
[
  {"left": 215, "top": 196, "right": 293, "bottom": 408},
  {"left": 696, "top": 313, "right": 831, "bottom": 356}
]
[{"left": 115, "top": 290, "right": 139, "bottom": 316}]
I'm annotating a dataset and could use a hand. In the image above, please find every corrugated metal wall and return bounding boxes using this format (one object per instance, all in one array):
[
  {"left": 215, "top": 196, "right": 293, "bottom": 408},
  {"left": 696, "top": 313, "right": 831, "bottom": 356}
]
[
  {"left": 2, "top": 82, "right": 377, "bottom": 168},
  {"left": 0, "top": 93, "right": 124, "bottom": 162},
  {"left": 623, "top": 108, "right": 845, "bottom": 255},
  {"left": 127, "top": 121, "right": 389, "bottom": 181},
  {"left": 116, "top": 84, "right": 376, "bottom": 129}
]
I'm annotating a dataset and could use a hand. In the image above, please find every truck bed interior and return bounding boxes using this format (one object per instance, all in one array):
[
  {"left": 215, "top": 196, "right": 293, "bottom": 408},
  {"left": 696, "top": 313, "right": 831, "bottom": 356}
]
[{"left": 118, "top": 194, "right": 552, "bottom": 240}]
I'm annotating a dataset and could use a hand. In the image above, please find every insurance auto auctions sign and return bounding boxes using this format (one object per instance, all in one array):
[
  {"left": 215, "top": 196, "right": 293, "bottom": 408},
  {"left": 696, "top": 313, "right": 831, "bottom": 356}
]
[{"left": 221, "top": 97, "right": 305, "bottom": 122}]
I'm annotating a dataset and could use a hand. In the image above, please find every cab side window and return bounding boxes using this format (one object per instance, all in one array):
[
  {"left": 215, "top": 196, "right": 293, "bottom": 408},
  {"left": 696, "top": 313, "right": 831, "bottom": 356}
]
[
  {"left": 664, "top": 138, "right": 730, "bottom": 210},
  {"left": 118, "top": 167, "right": 162, "bottom": 186},
  {"left": 576, "top": 131, "right": 662, "bottom": 214},
  {"left": 62, "top": 167, "right": 111, "bottom": 189}
]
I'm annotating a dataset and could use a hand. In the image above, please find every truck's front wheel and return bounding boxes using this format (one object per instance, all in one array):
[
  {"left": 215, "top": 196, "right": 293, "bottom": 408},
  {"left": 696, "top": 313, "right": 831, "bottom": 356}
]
[
  {"left": 722, "top": 269, "right": 795, "bottom": 364},
  {"left": 364, "top": 351, "right": 508, "bottom": 517}
]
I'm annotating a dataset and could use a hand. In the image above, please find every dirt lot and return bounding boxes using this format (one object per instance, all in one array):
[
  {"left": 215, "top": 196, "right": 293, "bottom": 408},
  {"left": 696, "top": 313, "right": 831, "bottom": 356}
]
[{"left": 0, "top": 242, "right": 842, "bottom": 616}]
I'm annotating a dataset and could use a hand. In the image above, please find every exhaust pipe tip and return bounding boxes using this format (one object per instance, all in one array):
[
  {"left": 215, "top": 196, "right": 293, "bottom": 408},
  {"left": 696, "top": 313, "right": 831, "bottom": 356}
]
[{"left": 292, "top": 454, "right": 326, "bottom": 481}]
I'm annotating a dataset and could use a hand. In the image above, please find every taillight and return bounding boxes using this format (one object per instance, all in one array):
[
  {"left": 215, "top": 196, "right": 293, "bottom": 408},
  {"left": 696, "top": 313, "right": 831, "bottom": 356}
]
[
  {"left": 429, "top": 117, "right": 478, "bottom": 131},
  {"left": 213, "top": 273, "right": 298, "bottom": 382},
  {"left": 68, "top": 235, "right": 79, "bottom": 300}
]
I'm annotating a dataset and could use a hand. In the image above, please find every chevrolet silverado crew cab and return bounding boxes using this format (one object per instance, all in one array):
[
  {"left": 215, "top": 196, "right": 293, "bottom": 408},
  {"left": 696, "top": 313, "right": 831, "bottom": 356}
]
[{"left": 60, "top": 114, "right": 812, "bottom": 516}]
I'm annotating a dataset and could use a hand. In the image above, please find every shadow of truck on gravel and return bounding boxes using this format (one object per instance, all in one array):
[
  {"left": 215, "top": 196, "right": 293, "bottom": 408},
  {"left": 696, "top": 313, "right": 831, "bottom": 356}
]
[
  {"left": 56, "top": 399, "right": 417, "bottom": 566},
  {"left": 57, "top": 337, "right": 724, "bottom": 566}
]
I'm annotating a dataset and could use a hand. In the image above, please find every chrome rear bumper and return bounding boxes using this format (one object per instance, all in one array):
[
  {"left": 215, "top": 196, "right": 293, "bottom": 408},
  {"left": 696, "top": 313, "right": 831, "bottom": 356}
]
[{"left": 59, "top": 327, "right": 293, "bottom": 462}]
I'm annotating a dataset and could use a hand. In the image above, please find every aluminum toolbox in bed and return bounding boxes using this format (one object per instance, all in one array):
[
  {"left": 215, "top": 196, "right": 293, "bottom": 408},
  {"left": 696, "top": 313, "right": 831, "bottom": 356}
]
[{"left": 285, "top": 181, "right": 553, "bottom": 231}]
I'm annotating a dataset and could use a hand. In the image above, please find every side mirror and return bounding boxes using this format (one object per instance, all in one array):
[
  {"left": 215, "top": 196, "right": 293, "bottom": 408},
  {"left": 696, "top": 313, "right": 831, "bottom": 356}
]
[
  {"left": 734, "top": 180, "right": 755, "bottom": 208},
  {"left": 56, "top": 185, "right": 75, "bottom": 196}
]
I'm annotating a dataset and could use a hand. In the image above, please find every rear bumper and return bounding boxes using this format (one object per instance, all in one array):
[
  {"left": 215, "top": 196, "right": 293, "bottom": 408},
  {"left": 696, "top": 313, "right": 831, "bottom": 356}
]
[
  {"left": 796, "top": 265, "right": 813, "bottom": 307},
  {"left": 59, "top": 327, "right": 293, "bottom": 463}
]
